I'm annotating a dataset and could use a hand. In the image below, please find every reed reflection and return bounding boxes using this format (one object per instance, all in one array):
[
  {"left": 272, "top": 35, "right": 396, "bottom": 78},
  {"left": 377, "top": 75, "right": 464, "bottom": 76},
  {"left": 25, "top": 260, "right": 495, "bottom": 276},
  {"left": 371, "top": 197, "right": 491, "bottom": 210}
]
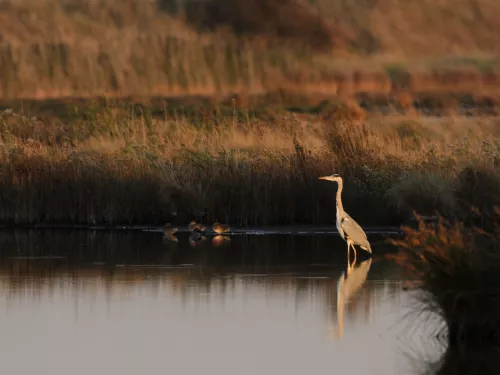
[
  {"left": 429, "top": 346, "right": 500, "bottom": 375},
  {"left": 401, "top": 335, "right": 500, "bottom": 375},
  {"left": 0, "top": 229, "right": 401, "bottom": 329},
  {"left": 396, "top": 297, "right": 500, "bottom": 375}
]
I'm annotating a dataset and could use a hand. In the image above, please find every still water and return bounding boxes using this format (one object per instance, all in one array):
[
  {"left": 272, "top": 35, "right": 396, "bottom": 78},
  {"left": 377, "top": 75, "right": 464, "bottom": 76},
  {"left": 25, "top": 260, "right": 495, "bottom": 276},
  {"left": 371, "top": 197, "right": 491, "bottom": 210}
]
[{"left": 0, "top": 230, "right": 445, "bottom": 375}]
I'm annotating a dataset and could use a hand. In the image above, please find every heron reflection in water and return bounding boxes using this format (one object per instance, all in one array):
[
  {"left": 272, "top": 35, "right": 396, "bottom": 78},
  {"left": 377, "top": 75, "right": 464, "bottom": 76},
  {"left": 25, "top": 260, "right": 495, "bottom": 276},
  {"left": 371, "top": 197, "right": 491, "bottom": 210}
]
[
  {"left": 332, "top": 257, "right": 373, "bottom": 339},
  {"left": 318, "top": 174, "right": 372, "bottom": 262}
]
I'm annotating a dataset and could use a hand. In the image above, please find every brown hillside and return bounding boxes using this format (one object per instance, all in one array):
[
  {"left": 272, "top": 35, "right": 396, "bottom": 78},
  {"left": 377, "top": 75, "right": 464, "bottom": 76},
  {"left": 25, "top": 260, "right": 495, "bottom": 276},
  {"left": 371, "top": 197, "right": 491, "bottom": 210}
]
[
  {"left": 167, "top": 0, "right": 342, "bottom": 52},
  {"left": 311, "top": 0, "right": 500, "bottom": 56},
  {"left": 1, "top": 0, "right": 500, "bottom": 100},
  {"left": 162, "top": 0, "right": 500, "bottom": 56},
  {"left": 2, "top": 0, "right": 500, "bottom": 56}
]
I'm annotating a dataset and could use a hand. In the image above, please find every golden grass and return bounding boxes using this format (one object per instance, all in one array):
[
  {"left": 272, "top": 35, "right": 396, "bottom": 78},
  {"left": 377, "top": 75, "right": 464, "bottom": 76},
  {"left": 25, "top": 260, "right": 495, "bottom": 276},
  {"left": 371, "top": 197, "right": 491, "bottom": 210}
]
[
  {"left": 1, "top": 0, "right": 500, "bottom": 100},
  {"left": 312, "top": 0, "right": 500, "bottom": 57},
  {"left": 0, "top": 101, "right": 499, "bottom": 226},
  {"left": 0, "top": 0, "right": 332, "bottom": 99}
]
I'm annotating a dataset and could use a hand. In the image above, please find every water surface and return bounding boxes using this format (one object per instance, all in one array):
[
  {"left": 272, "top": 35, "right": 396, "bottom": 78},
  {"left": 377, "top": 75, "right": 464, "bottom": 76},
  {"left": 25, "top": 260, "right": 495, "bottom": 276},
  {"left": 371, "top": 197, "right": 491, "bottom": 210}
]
[{"left": 0, "top": 230, "right": 444, "bottom": 375}]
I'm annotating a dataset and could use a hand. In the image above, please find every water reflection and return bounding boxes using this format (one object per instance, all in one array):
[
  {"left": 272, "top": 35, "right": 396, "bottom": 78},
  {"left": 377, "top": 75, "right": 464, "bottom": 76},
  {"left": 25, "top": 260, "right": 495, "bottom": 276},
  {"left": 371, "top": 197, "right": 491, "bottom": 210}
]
[
  {"left": 0, "top": 229, "right": 437, "bottom": 375},
  {"left": 163, "top": 233, "right": 179, "bottom": 243},
  {"left": 212, "top": 235, "right": 231, "bottom": 247},
  {"left": 429, "top": 346, "right": 500, "bottom": 375},
  {"left": 333, "top": 257, "right": 373, "bottom": 339},
  {"left": 401, "top": 333, "right": 500, "bottom": 375}
]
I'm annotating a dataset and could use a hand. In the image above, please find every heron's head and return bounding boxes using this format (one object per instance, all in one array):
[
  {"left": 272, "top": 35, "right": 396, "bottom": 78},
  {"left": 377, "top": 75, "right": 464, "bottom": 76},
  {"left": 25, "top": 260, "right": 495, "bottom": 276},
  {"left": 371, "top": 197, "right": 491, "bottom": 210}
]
[{"left": 318, "top": 174, "right": 342, "bottom": 183}]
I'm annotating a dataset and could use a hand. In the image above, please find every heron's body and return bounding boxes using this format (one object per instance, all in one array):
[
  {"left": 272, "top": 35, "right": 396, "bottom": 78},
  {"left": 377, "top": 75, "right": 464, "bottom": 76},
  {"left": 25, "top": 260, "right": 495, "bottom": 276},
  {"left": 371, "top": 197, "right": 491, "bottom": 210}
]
[
  {"left": 319, "top": 174, "right": 372, "bottom": 261},
  {"left": 212, "top": 222, "right": 230, "bottom": 234},
  {"left": 338, "top": 211, "right": 372, "bottom": 254}
]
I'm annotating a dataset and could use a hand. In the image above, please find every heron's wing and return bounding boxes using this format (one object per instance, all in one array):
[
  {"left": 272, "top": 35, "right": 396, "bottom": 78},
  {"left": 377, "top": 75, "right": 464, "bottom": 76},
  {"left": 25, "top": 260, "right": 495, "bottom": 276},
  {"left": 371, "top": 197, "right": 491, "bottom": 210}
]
[{"left": 341, "top": 213, "right": 369, "bottom": 246}]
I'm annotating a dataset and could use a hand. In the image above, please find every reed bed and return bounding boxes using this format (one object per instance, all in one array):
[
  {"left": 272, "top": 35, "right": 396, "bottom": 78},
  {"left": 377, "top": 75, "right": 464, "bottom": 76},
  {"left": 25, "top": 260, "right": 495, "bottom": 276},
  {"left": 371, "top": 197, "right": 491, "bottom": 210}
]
[
  {"left": 0, "top": 102, "right": 498, "bottom": 226},
  {"left": 389, "top": 212, "right": 500, "bottom": 347}
]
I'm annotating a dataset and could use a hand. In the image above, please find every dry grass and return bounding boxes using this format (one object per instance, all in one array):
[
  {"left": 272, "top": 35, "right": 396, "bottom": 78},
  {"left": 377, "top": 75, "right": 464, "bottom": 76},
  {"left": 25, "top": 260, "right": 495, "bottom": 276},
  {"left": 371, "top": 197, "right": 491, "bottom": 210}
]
[
  {"left": 388, "top": 212, "right": 500, "bottom": 347},
  {"left": 311, "top": 0, "right": 500, "bottom": 57},
  {"left": 0, "top": 0, "right": 338, "bottom": 99},
  {"left": 1, "top": 0, "right": 500, "bottom": 100},
  {"left": 0, "top": 101, "right": 498, "bottom": 226}
]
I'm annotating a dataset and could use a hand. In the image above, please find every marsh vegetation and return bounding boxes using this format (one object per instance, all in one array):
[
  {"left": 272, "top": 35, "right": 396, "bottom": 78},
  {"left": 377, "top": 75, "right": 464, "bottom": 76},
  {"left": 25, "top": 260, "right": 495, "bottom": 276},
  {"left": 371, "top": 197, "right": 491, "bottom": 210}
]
[
  {"left": 389, "top": 212, "right": 500, "bottom": 348},
  {"left": 1, "top": 1, "right": 499, "bottom": 374},
  {"left": 0, "top": 102, "right": 498, "bottom": 226},
  {"left": 0, "top": 0, "right": 498, "bottom": 226},
  {"left": 2, "top": 0, "right": 500, "bottom": 110}
]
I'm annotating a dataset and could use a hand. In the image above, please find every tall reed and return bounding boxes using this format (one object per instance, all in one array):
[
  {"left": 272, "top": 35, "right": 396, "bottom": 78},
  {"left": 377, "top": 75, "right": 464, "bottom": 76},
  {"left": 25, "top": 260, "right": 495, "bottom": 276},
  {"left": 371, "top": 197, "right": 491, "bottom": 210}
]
[{"left": 0, "top": 102, "right": 498, "bottom": 226}]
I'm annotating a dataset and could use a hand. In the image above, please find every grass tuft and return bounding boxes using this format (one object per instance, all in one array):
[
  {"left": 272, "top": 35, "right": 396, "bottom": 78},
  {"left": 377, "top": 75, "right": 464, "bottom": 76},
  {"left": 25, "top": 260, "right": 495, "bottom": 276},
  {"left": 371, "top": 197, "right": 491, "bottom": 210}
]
[{"left": 388, "top": 211, "right": 500, "bottom": 347}]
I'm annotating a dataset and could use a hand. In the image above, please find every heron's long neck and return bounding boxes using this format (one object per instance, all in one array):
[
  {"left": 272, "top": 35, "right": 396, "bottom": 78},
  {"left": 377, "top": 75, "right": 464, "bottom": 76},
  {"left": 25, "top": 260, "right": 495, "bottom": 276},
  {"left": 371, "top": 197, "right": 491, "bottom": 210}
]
[{"left": 336, "top": 181, "right": 344, "bottom": 216}]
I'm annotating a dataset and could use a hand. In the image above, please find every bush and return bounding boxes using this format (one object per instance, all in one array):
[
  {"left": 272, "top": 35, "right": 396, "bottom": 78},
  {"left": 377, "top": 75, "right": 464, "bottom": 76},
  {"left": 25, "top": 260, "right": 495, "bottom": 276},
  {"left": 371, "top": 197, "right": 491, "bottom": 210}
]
[{"left": 389, "top": 213, "right": 500, "bottom": 347}]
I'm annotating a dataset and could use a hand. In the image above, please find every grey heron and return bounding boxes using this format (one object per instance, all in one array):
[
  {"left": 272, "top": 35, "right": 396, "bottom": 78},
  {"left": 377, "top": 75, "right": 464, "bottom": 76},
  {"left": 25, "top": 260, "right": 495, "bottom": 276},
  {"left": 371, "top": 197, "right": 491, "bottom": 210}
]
[
  {"left": 319, "top": 174, "right": 372, "bottom": 262},
  {"left": 212, "top": 222, "right": 230, "bottom": 234}
]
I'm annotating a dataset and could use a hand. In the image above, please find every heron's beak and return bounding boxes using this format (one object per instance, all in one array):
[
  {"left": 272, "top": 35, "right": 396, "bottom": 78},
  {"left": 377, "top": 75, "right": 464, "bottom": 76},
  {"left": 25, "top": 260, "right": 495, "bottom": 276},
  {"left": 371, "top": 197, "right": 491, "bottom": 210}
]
[{"left": 318, "top": 176, "right": 332, "bottom": 181}]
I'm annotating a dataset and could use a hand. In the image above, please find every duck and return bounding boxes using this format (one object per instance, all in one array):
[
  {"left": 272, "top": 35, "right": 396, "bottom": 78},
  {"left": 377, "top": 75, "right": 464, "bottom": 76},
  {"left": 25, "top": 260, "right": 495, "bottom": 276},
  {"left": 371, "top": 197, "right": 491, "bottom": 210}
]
[
  {"left": 212, "top": 221, "right": 230, "bottom": 234},
  {"left": 188, "top": 220, "right": 206, "bottom": 233},
  {"left": 163, "top": 223, "right": 178, "bottom": 236}
]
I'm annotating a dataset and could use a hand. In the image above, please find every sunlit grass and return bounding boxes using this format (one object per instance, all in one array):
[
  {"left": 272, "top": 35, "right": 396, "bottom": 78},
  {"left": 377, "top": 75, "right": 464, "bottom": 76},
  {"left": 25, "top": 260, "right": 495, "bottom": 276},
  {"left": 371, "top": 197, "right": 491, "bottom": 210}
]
[
  {"left": 1, "top": 0, "right": 500, "bottom": 101},
  {"left": 0, "top": 102, "right": 498, "bottom": 226}
]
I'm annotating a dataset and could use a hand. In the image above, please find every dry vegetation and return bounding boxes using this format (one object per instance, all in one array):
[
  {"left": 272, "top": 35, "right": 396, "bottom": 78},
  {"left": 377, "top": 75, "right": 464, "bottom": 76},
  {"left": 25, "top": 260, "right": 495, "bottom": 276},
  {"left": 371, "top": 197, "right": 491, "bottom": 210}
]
[
  {"left": 1, "top": 0, "right": 500, "bottom": 102},
  {"left": 0, "top": 101, "right": 498, "bottom": 226},
  {"left": 0, "top": 0, "right": 499, "bottom": 226},
  {"left": 389, "top": 212, "right": 500, "bottom": 347}
]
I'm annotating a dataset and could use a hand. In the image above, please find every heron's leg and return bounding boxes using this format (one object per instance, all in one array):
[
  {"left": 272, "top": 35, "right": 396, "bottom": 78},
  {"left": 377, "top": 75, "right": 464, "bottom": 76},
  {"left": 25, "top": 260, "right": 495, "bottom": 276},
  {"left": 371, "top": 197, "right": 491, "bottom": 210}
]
[{"left": 347, "top": 245, "right": 352, "bottom": 273}]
